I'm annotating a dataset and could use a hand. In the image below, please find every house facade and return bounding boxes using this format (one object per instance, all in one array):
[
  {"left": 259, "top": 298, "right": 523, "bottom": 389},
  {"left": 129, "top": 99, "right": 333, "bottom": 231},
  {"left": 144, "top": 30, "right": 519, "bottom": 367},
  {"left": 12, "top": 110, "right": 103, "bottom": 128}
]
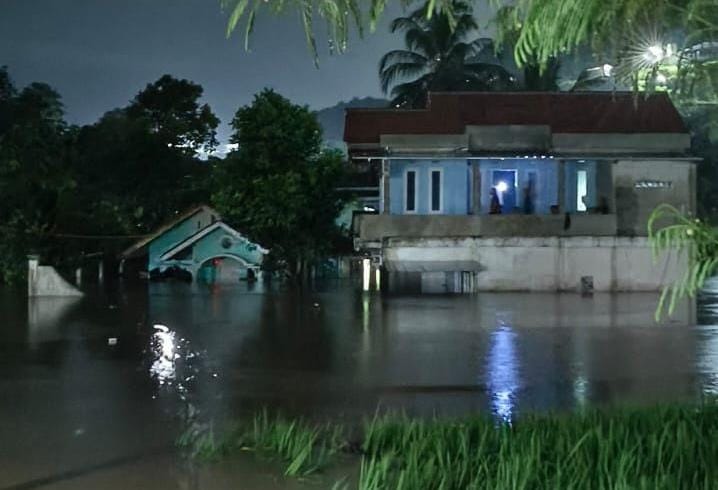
[
  {"left": 121, "top": 205, "right": 267, "bottom": 282},
  {"left": 345, "top": 92, "right": 696, "bottom": 293}
]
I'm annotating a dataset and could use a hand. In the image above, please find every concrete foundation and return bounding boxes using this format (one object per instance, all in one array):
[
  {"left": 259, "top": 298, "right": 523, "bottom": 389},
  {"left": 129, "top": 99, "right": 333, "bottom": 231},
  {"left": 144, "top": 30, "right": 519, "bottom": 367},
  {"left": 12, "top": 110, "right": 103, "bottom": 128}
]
[
  {"left": 382, "top": 237, "right": 684, "bottom": 293},
  {"left": 28, "top": 256, "right": 84, "bottom": 297}
]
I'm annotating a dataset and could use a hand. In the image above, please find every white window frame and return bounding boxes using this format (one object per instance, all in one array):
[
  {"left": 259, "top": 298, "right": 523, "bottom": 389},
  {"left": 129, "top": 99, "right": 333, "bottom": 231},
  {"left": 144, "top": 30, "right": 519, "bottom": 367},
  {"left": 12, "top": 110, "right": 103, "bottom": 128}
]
[
  {"left": 403, "top": 168, "right": 418, "bottom": 213},
  {"left": 428, "top": 167, "right": 443, "bottom": 214}
]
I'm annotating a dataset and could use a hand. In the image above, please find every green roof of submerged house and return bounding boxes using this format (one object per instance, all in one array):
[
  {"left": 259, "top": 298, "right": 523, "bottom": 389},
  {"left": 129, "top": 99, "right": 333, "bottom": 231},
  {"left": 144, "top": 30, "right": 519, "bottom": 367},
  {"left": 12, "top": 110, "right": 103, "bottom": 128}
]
[{"left": 120, "top": 205, "right": 220, "bottom": 259}]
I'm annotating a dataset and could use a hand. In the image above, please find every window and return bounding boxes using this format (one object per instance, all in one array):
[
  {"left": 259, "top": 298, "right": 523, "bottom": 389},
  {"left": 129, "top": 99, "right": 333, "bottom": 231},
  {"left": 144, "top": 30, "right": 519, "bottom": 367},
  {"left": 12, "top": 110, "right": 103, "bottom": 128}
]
[
  {"left": 430, "top": 169, "right": 442, "bottom": 212},
  {"left": 220, "top": 236, "right": 233, "bottom": 249},
  {"left": 577, "top": 170, "right": 587, "bottom": 212},
  {"left": 405, "top": 170, "right": 417, "bottom": 212}
]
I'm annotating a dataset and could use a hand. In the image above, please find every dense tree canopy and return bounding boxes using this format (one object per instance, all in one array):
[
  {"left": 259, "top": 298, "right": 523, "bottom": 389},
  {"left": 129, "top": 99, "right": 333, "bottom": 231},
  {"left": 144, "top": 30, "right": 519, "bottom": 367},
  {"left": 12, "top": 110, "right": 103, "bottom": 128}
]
[
  {"left": 0, "top": 68, "right": 74, "bottom": 282},
  {"left": 70, "top": 75, "right": 218, "bottom": 237},
  {"left": 212, "top": 89, "right": 345, "bottom": 280},
  {"left": 0, "top": 70, "right": 218, "bottom": 283}
]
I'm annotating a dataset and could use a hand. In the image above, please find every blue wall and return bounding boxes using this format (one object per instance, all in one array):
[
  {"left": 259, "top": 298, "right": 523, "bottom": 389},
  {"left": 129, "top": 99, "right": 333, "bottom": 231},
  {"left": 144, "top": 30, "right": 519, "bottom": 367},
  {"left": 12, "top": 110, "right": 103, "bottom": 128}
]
[
  {"left": 191, "top": 227, "right": 265, "bottom": 267},
  {"left": 479, "top": 159, "right": 559, "bottom": 214},
  {"left": 386, "top": 158, "right": 598, "bottom": 216},
  {"left": 388, "top": 159, "right": 471, "bottom": 215}
]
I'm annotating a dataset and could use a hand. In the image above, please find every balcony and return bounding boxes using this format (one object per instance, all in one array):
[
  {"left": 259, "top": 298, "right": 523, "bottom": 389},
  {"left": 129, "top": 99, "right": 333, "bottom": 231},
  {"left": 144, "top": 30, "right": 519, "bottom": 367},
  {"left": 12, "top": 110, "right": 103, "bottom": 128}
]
[{"left": 353, "top": 213, "right": 618, "bottom": 248}]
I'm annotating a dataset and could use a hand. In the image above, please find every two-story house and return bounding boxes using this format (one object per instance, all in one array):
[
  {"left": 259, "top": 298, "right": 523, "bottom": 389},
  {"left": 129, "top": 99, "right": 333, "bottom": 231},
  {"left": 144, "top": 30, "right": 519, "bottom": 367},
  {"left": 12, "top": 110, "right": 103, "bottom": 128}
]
[{"left": 345, "top": 92, "right": 696, "bottom": 293}]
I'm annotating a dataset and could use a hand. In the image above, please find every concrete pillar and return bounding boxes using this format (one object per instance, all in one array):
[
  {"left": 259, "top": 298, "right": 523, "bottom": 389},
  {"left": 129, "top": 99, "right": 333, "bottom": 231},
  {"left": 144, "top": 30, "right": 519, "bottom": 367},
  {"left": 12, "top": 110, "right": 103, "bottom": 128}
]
[
  {"left": 690, "top": 162, "right": 697, "bottom": 215},
  {"left": 381, "top": 159, "right": 391, "bottom": 215},
  {"left": 557, "top": 160, "right": 566, "bottom": 212},
  {"left": 27, "top": 255, "right": 39, "bottom": 297},
  {"left": 98, "top": 261, "right": 104, "bottom": 284},
  {"left": 471, "top": 160, "right": 481, "bottom": 215}
]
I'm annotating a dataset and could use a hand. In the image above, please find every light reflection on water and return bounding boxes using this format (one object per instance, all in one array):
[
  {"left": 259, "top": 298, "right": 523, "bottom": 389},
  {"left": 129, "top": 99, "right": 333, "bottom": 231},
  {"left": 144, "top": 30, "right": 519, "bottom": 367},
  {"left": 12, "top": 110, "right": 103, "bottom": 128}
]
[
  {"left": 150, "top": 324, "right": 177, "bottom": 386},
  {"left": 486, "top": 321, "right": 520, "bottom": 422}
]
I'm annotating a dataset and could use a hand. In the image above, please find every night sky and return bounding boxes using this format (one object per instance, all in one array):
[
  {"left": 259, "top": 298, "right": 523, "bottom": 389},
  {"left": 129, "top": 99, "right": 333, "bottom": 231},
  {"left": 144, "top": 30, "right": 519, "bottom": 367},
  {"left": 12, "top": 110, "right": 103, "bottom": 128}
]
[{"left": 2, "top": 1, "right": 499, "bottom": 144}]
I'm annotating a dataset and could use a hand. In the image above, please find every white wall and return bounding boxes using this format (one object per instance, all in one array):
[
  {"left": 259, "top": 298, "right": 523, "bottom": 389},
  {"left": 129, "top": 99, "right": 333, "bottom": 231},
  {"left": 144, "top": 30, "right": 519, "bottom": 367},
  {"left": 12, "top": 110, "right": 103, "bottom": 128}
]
[{"left": 383, "top": 237, "right": 685, "bottom": 292}]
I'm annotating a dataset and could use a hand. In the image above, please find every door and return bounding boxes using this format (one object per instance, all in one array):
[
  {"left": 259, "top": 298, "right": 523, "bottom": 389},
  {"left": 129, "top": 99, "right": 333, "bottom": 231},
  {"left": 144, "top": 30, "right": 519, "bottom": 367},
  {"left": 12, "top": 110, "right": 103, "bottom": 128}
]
[{"left": 492, "top": 170, "right": 517, "bottom": 214}]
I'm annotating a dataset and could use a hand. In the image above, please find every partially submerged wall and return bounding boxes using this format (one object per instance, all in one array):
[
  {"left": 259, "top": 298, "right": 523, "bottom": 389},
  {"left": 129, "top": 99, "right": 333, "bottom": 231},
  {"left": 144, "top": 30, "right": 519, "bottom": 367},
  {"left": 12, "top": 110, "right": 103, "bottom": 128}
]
[
  {"left": 28, "top": 256, "right": 83, "bottom": 297},
  {"left": 382, "top": 236, "right": 684, "bottom": 293}
]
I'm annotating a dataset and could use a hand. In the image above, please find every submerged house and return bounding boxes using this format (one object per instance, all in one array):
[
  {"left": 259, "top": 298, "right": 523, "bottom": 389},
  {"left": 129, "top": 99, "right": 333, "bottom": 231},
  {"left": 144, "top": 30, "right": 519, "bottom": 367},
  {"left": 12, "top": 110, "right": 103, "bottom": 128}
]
[
  {"left": 345, "top": 92, "right": 696, "bottom": 293},
  {"left": 121, "top": 205, "right": 267, "bottom": 282}
]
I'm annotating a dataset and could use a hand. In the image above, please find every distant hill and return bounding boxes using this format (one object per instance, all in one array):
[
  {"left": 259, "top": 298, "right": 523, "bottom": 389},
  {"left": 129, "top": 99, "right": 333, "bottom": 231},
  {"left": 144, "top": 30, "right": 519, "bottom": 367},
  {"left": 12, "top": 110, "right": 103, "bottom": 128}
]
[{"left": 316, "top": 97, "right": 388, "bottom": 149}]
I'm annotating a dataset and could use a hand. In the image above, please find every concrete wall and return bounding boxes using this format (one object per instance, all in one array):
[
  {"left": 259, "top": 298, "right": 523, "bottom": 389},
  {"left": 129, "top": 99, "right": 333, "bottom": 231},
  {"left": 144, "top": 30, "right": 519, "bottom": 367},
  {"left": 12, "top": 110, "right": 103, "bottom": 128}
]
[
  {"left": 381, "top": 236, "right": 684, "bottom": 293},
  {"left": 148, "top": 208, "right": 217, "bottom": 270},
  {"left": 388, "top": 159, "right": 471, "bottom": 215},
  {"left": 354, "top": 214, "right": 617, "bottom": 245},
  {"left": 552, "top": 133, "right": 691, "bottom": 155},
  {"left": 28, "top": 257, "right": 83, "bottom": 297},
  {"left": 613, "top": 160, "right": 695, "bottom": 236}
]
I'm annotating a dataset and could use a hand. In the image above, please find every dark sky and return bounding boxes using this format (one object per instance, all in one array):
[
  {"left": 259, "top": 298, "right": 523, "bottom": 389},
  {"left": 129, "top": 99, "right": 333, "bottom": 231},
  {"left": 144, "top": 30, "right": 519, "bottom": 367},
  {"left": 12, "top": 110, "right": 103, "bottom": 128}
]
[
  {"left": 2, "top": 1, "right": 498, "bottom": 144},
  {"left": 1, "top": 0, "right": 445, "bottom": 144}
]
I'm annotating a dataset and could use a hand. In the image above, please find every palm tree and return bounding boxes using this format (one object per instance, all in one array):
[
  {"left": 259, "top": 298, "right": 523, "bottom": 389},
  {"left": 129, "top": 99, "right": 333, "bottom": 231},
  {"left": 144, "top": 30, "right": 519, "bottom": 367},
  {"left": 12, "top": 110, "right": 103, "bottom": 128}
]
[{"left": 379, "top": 1, "right": 516, "bottom": 108}]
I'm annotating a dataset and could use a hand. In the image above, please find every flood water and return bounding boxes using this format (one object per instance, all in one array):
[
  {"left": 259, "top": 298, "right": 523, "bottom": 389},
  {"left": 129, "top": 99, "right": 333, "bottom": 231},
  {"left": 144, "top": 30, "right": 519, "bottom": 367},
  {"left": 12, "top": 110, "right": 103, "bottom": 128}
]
[{"left": 2, "top": 278, "right": 718, "bottom": 489}]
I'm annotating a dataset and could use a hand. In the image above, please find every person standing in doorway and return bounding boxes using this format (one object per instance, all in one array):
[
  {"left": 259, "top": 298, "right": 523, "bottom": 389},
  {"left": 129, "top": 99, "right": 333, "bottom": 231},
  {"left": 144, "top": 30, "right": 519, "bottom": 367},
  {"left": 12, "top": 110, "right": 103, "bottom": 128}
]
[
  {"left": 489, "top": 187, "right": 502, "bottom": 214},
  {"left": 522, "top": 182, "right": 535, "bottom": 215}
]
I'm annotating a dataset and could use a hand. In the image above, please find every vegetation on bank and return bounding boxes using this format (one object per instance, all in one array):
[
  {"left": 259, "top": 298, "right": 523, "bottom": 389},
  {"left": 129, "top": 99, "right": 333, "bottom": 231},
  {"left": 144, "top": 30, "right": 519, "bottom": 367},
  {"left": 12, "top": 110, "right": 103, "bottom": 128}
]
[{"left": 179, "top": 403, "right": 718, "bottom": 489}]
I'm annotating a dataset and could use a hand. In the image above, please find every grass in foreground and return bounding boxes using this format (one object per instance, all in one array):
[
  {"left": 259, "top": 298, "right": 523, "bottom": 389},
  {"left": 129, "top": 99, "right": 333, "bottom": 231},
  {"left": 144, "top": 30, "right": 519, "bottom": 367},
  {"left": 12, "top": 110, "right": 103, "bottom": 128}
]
[
  {"left": 179, "top": 404, "right": 718, "bottom": 489},
  {"left": 177, "top": 410, "right": 346, "bottom": 476}
]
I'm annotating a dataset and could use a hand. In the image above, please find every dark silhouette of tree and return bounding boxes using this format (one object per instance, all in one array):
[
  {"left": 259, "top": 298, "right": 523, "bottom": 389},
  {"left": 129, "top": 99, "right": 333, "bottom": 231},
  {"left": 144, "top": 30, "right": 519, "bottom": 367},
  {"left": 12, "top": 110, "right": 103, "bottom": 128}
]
[
  {"left": 212, "top": 89, "right": 345, "bottom": 281},
  {"left": 522, "top": 58, "right": 561, "bottom": 91},
  {"left": 127, "top": 75, "right": 219, "bottom": 154},
  {"left": 0, "top": 71, "right": 74, "bottom": 282},
  {"left": 379, "top": 0, "right": 515, "bottom": 108}
]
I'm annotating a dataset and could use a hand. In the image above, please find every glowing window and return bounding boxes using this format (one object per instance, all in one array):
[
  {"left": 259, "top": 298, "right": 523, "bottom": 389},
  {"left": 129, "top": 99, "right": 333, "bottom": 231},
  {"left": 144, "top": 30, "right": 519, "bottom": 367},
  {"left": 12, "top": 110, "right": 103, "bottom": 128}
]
[{"left": 577, "top": 170, "right": 588, "bottom": 212}]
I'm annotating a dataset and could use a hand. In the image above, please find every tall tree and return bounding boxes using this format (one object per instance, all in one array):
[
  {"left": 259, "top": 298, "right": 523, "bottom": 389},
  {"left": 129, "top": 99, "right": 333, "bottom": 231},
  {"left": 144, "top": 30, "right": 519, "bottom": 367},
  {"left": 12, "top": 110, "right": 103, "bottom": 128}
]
[
  {"left": 212, "top": 89, "right": 345, "bottom": 280},
  {"left": 127, "top": 74, "right": 219, "bottom": 155},
  {"left": 0, "top": 72, "right": 74, "bottom": 283},
  {"left": 379, "top": 0, "right": 515, "bottom": 108},
  {"left": 70, "top": 75, "right": 218, "bottom": 237}
]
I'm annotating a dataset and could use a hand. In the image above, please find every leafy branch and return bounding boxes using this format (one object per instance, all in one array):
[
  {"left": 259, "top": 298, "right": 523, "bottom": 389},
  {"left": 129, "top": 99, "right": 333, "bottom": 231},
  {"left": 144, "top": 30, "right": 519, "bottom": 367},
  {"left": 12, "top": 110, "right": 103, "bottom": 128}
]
[
  {"left": 648, "top": 203, "right": 718, "bottom": 320},
  {"left": 220, "top": 0, "right": 456, "bottom": 65}
]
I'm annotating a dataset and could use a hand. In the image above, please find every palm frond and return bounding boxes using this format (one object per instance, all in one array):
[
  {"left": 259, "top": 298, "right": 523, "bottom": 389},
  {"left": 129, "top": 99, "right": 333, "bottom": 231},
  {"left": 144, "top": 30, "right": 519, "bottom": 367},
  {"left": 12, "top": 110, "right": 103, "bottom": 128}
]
[
  {"left": 648, "top": 204, "right": 718, "bottom": 320},
  {"left": 378, "top": 50, "right": 429, "bottom": 74},
  {"left": 380, "top": 62, "right": 428, "bottom": 93}
]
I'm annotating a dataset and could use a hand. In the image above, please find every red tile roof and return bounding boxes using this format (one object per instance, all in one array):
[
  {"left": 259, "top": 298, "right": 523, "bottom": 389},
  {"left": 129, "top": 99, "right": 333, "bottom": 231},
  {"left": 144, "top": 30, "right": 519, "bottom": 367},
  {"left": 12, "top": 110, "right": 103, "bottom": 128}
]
[{"left": 344, "top": 92, "right": 687, "bottom": 145}]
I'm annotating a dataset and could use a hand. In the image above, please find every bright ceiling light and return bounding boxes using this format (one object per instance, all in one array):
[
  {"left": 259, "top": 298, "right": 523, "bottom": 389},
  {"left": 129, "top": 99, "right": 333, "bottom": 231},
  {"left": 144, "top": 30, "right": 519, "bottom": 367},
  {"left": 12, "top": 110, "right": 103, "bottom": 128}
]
[
  {"left": 643, "top": 44, "right": 665, "bottom": 63},
  {"left": 496, "top": 181, "right": 509, "bottom": 193}
]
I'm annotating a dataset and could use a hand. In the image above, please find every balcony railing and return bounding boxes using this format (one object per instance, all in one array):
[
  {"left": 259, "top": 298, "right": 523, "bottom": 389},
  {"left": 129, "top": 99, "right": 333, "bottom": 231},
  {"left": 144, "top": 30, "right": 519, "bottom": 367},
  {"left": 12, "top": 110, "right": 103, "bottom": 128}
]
[{"left": 353, "top": 213, "right": 618, "bottom": 246}]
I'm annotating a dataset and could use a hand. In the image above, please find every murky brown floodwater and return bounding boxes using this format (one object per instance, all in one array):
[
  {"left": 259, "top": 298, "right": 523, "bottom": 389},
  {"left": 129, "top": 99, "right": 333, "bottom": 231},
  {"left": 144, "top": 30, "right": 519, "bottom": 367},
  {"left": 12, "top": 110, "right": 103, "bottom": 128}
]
[{"left": 2, "top": 278, "right": 718, "bottom": 489}]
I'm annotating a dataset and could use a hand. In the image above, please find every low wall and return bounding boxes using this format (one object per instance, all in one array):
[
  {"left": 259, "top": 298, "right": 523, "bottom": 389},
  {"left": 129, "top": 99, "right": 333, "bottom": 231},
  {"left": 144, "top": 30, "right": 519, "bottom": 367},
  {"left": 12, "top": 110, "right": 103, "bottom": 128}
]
[
  {"left": 28, "top": 257, "right": 83, "bottom": 297},
  {"left": 382, "top": 236, "right": 684, "bottom": 293},
  {"left": 354, "top": 214, "right": 618, "bottom": 247}
]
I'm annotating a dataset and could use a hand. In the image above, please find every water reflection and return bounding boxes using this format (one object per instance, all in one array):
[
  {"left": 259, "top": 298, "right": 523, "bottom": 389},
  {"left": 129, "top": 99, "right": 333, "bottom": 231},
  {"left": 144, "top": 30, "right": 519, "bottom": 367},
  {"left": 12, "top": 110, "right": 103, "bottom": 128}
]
[
  {"left": 486, "top": 321, "right": 520, "bottom": 422},
  {"left": 149, "top": 324, "right": 178, "bottom": 387},
  {"left": 27, "top": 297, "right": 82, "bottom": 344}
]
